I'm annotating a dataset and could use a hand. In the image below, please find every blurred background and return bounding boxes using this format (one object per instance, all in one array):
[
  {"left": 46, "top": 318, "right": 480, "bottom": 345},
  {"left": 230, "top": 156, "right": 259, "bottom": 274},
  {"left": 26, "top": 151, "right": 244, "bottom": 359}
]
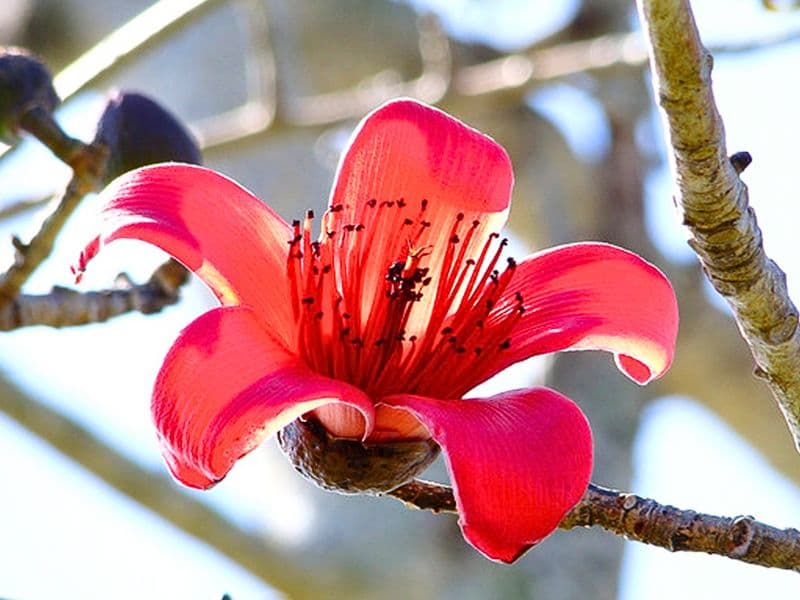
[{"left": 1, "top": 0, "right": 799, "bottom": 598}]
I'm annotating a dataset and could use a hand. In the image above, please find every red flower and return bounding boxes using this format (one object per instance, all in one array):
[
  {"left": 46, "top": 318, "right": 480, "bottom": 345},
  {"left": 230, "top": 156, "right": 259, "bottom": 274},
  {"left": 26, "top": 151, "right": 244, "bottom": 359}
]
[{"left": 74, "top": 99, "right": 678, "bottom": 563}]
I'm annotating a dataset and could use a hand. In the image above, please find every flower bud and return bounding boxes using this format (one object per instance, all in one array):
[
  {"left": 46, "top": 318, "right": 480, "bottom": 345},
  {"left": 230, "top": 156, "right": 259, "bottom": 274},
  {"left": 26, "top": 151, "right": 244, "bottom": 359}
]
[
  {"left": 93, "top": 91, "right": 202, "bottom": 183},
  {"left": 278, "top": 418, "right": 440, "bottom": 495},
  {"left": 0, "top": 47, "right": 59, "bottom": 144}
]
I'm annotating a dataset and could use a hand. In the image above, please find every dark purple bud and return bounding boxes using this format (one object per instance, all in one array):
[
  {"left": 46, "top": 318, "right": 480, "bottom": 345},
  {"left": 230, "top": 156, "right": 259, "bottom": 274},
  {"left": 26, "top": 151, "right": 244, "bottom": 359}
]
[
  {"left": 93, "top": 91, "right": 202, "bottom": 183},
  {"left": 0, "top": 47, "right": 59, "bottom": 145}
]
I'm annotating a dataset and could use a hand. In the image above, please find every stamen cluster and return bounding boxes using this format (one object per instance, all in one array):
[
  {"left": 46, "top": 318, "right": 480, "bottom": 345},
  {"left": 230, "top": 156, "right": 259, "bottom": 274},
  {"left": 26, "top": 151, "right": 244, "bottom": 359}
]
[{"left": 286, "top": 198, "right": 525, "bottom": 398}]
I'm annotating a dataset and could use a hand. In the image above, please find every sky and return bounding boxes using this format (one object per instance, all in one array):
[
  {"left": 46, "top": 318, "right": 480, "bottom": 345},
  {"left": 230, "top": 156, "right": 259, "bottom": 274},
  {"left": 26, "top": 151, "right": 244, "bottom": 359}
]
[{"left": 1, "top": 1, "right": 800, "bottom": 599}]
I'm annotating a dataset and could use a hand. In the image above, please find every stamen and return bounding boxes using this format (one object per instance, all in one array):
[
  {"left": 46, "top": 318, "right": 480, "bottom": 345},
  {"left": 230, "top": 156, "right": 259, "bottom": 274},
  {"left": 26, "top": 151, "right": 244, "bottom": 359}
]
[{"left": 286, "top": 198, "right": 523, "bottom": 399}]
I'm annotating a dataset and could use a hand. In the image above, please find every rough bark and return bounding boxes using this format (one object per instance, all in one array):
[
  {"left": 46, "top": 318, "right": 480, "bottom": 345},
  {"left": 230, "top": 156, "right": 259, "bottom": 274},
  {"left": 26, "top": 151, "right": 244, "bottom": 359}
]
[{"left": 637, "top": 0, "right": 800, "bottom": 450}]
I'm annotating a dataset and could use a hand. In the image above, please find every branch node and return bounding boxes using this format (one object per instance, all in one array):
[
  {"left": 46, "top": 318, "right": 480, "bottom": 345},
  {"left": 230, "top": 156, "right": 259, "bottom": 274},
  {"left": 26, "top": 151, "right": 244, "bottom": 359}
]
[{"left": 730, "top": 151, "right": 753, "bottom": 174}]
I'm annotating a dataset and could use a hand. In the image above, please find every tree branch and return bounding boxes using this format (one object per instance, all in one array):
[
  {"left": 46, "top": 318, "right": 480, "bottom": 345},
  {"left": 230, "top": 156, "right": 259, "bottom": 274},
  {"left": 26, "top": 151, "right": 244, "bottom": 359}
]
[
  {"left": 637, "top": 0, "right": 800, "bottom": 450},
  {"left": 388, "top": 479, "right": 800, "bottom": 571},
  {"left": 0, "top": 259, "right": 188, "bottom": 330}
]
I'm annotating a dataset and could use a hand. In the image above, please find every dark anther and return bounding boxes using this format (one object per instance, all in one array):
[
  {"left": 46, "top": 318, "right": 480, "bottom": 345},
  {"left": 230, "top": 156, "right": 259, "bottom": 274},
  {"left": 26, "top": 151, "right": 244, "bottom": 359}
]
[
  {"left": 343, "top": 313, "right": 352, "bottom": 319},
  {"left": 367, "top": 198, "right": 377, "bottom": 208},
  {"left": 312, "top": 266, "right": 319, "bottom": 275},
  {"left": 456, "top": 212, "right": 465, "bottom": 221},
  {"left": 327, "top": 230, "right": 336, "bottom": 238},
  {"left": 466, "top": 259, "right": 476, "bottom": 266},
  {"left": 517, "top": 306, "right": 526, "bottom": 314},
  {"left": 307, "top": 209, "right": 315, "bottom": 219},
  {"left": 499, "top": 339, "right": 511, "bottom": 350},
  {"left": 329, "top": 203, "right": 344, "bottom": 212},
  {"left": 397, "top": 198, "right": 407, "bottom": 208},
  {"left": 500, "top": 238, "right": 509, "bottom": 247},
  {"left": 409, "top": 335, "right": 418, "bottom": 342},
  {"left": 301, "top": 297, "right": 314, "bottom": 304},
  {"left": 421, "top": 199, "right": 429, "bottom": 210},
  {"left": 730, "top": 151, "right": 753, "bottom": 174},
  {"left": 489, "top": 232, "right": 500, "bottom": 239},
  {"left": 344, "top": 224, "right": 356, "bottom": 232},
  {"left": 380, "top": 200, "right": 394, "bottom": 208},
  {"left": 455, "top": 346, "right": 466, "bottom": 353},
  {"left": 292, "top": 219, "right": 301, "bottom": 228},
  {"left": 322, "top": 265, "right": 332, "bottom": 274},
  {"left": 486, "top": 299, "right": 495, "bottom": 309},
  {"left": 355, "top": 224, "right": 365, "bottom": 231},
  {"left": 340, "top": 327, "right": 351, "bottom": 337},
  {"left": 507, "top": 257, "right": 517, "bottom": 268},
  {"left": 422, "top": 277, "right": 432, "bottom": 286},
  {"left": 472, "top": 219, "right": 480, "bottom": 228},
  {"left": 403, "top": 218, "right": 414, "bottom": 226},
  {"left": 450, "top": 234, "right": 460, "bottom": 244},
  {"left": 515, "top": 291, "right": 523, "bottom": 303},
  {"left": 441, "top": 327, "right": 454, "bottom": 335},
  {"left": 315, "top": 311, "right": 324, "bottom": 320},
  {"left": 311, "top": 241, "right": 320, "bottom": 255},
  {"left": 375, "top": 338, "right": 386, "bottom": 346},
  {"left": 387, "top": 261, "right": 405, "bottom": 283},
  {"left": 474, "top": 347, "right": 483, "bottom": 355},
  {"left": 448, "top": 336, "right": 457, "bottom": 343},
  {"left": 421, "top": 220, "right": 431, "bottom": 228},
  {"left": 351, "top": 337, "right": 364, "bottom": 347}
]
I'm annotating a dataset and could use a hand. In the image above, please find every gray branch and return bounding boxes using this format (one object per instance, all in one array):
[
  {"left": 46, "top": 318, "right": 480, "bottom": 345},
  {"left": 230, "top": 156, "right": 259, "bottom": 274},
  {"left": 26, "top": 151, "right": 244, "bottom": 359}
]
[{"left": 637, "top": 0, "right": 800, "bottom": 450}]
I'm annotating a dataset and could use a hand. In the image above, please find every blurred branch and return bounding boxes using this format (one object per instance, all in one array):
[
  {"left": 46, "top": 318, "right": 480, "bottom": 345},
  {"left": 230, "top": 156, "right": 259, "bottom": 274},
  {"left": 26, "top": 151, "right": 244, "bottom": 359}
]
[
  {"left": 0, "top": 195, "right": 50, "bottom": 220},
  {"left": 282, "top": 14, "right": 451, "bottom": 127},
  {"left": 637, "top": 0, "right": 800, "bottom": 451},
  {"left": 190, "top": 0, "right": 277, "bottom": 149},
  {"left": 3, "top": 0, "right": 798, "bottom": 161},
  {"left": 455, "top": 27, "right": 800, "bottom": 98},
  {"left": 0, "top": 259, "right": 188, "bottom": 330},
  {"left": 53, "top": 0, "right": 228, "bottom": 101},
  {"left": 0, "top": 376, "right": 358, "bottom": 598},
  {"left": 388, "top": 479, "right": 800, "bottom": 571}
]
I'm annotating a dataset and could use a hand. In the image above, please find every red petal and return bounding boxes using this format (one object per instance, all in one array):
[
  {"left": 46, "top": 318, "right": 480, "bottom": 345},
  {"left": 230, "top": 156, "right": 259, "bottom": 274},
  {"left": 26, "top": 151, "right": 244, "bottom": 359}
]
[
  {"left": 455, "top": 242, "right": 678, "bottom": 395},
  {"left": 327, "top": 99, "right": 513, "bottom": 335},
  {"left": 74, "top": 163, "right": 297, "bottom": 349},
  {"left": 383, "top": 388, "right": 592, "bottom": 562},
  {"left": 154, "top": 306, "right": 374, "bottom": 488}
]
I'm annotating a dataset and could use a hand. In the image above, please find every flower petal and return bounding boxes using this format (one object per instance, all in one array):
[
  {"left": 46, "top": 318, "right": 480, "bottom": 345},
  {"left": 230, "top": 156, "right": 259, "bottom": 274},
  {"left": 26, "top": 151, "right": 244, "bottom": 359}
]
[
  {"left": 383, "top": 388, "right": 592, "bottom": 562},
  {"left": 154, "top": 305, "right": 374, "bottom": 489},
  {"left": 74, "top": 163, "right": 297, "bottom": 349},
  {"left": 452, "top": 242, "right": 678, "bottom": 395},
  {"left": 327, "top": 99, "right": 513, "bottom": 335}
]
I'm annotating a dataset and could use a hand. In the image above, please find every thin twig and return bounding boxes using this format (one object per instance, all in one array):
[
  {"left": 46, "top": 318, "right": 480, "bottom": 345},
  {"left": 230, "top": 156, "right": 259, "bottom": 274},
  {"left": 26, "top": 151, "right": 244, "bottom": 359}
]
[
  {"left": 0, "top": 142, "right": 106, "bottom": 309},
  {"left": 388, "top": 479, "right": 800, "bottom": 571},
  {"left": 0, "top": 259, "right": 188, "bottom": 330},
  {"left": 637, "top": 0, "right": 800, "bottom": 450}
]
